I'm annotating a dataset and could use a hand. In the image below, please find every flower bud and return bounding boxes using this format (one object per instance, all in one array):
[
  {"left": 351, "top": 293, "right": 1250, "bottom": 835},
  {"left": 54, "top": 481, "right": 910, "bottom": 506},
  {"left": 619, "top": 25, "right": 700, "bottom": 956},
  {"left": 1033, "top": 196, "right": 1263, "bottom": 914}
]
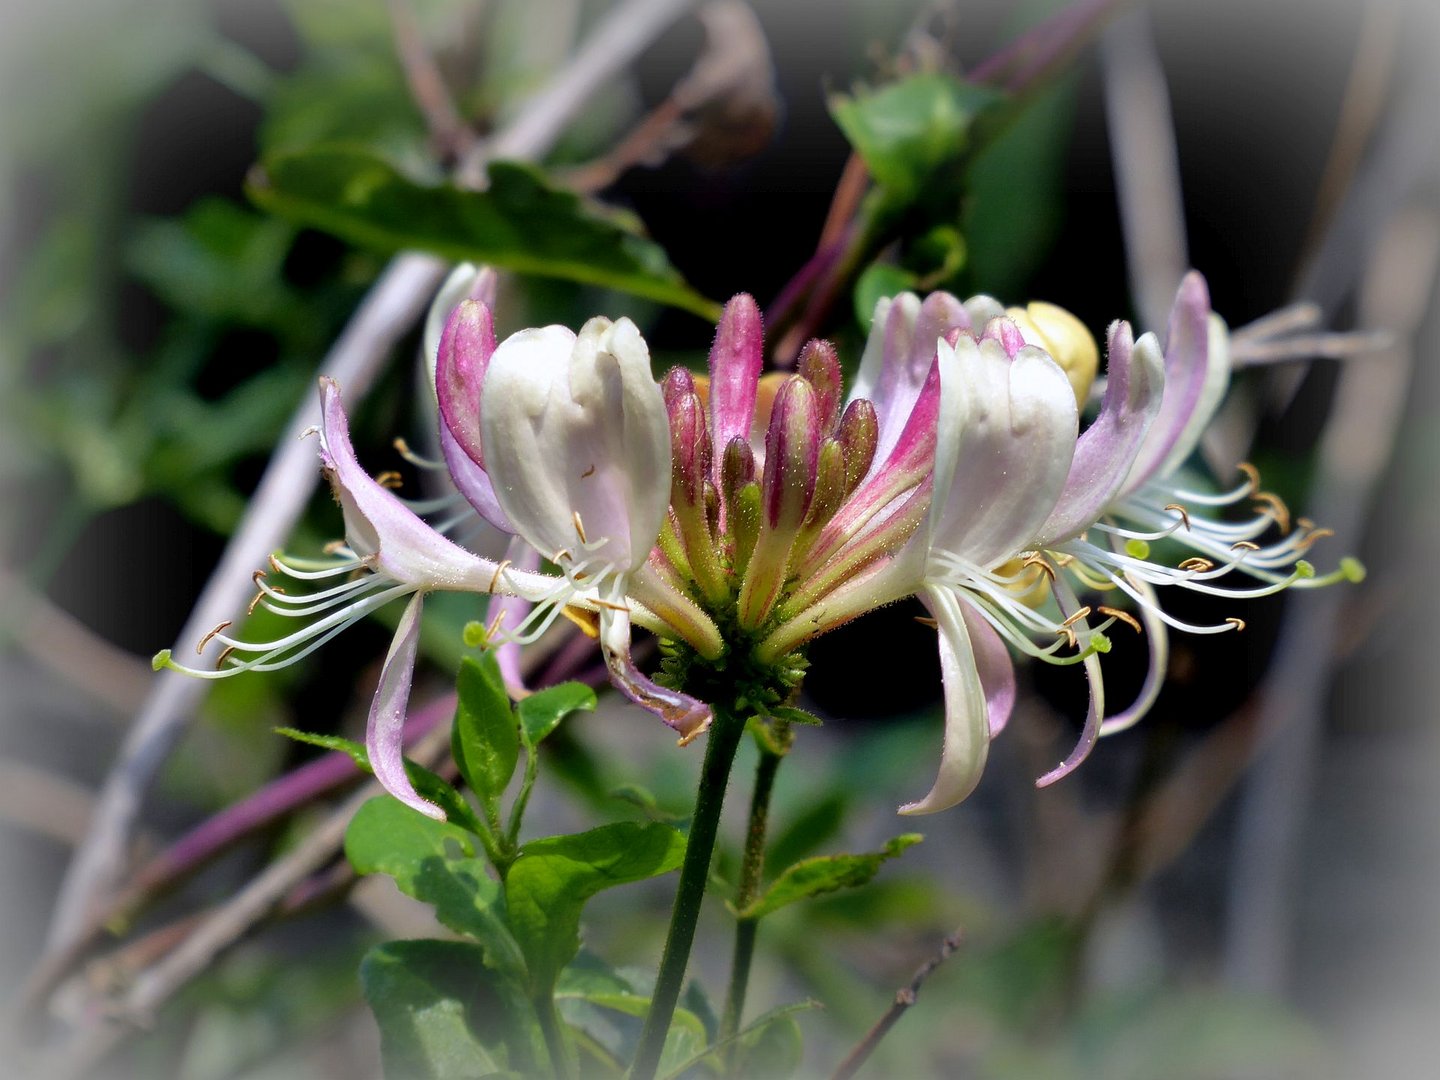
[
  {"left": 761, "top": 376, "right": 820, "bottom": 531},
  {"left": 708, "top": 293, "right": 764, "bottom": 468},
  {"left": 836, "top": 398, "right": 878, "bottom": 496},
  {"left": 662, "top": 365, "right": 697, "bottom": 408},
  {"left": 667, "top": 390, "right": 711, "bottom": 506},
  {"left": 1006, "top": 301, "right": 1098, "bottom": 408},
  {"left": 796, "top": 338, "right": 842, "bottom": 431}
]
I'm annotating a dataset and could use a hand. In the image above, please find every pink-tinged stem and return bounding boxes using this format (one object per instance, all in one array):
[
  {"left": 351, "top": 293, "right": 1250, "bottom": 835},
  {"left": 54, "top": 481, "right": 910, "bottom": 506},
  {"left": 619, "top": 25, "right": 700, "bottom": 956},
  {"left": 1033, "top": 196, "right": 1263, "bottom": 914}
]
[
  {"left": 113, "top": 693, "right": 457, "bottom": 918},
  {"left": 969, "top": 0, "right": 1132, "bottom": 92}
]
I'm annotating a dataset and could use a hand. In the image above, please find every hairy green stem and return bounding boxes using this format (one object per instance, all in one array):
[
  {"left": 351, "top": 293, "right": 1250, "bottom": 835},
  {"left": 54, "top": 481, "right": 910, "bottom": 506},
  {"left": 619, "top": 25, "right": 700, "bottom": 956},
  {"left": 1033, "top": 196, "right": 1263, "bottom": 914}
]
[
  {"left": 720, "top": 741, "right": 784, "bottom": 1051},
  {"left": 536, "top": 994, "right": 575, "bottom": 1080},
  {"left": 629, "top": 705, "right": 748, "bottom": 1080}
]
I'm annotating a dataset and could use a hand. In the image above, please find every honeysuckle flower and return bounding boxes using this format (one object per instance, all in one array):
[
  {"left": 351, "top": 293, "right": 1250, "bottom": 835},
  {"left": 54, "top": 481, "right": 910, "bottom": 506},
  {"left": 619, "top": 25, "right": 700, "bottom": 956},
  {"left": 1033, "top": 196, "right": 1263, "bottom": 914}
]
[{"left": 156, "top": 378, "right": 556, "bottom": 819}]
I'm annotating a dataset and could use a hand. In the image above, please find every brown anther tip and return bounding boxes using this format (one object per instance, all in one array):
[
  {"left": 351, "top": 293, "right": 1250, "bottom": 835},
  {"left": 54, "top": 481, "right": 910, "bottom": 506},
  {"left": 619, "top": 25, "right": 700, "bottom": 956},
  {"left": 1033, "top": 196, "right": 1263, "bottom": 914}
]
[
  {"left": 1254, "top": 491, "right": 1292, "bottom": 533},
  {"left": 323, "top": 539, "right": 347, "bottom": 555},
  {"left": 914, "top": 616, "right": 939, "bottom": 629},
  {"left": 247, "top": 592, "right": 264, "bottom": 617},
  {"left": 374, "top": 470, "right": 403, "bottom": 490},
  {"left": 1061, "top": 605, "right": 1093, "bottom": 628},
  {"left": 1164, "top": 503, "right": 1192, "bottom": 531},
  {"left": 1022, "top": 553, "right": 1058, "bottom": 581},
  {"left": 268, "top": 554, "right": 285, "bottom": 573},
  {"left": 1055, "top": 626, "right": 1078, "bottom": 650},
  {"left": 572, "top": 510, "right": 589, "bottom": 544},
  {"left": 214, "top": 645, "right": 237, "bottom": 670},
  {"left": 1179, "top": 557, "right": 1215, "bottom": 573},
  {"left": 1238, "top": 462, "right": 1262, "bottom": 495},
  {"left": 252, "top": 569, "right": 266, "bottom": 583},
  {"left": 392, "top": 437, "right": 412, "bottom": 454},
  {"left": 196, "top": 621, "right": 232, "bottom": 655},
  {"left": 580, "top": 464, "right": 596, "bottom": 479},
  {"left": 1297, "top": 517, "right": 1316, "bottom": 530},
  {"left": 487, "top": 559, "right": 512, "bottom": 594},
  {"left": 1231, "top": 540, "right": 1261, "bottom": 552},
  {"left": 553, "top": 548, "right": 573, "bottom": 563},
  {"left": 1098, "top": 606, "right": 1142, "bottom": 633},
  {"left": 1225, "top": 617, "right": 1247, "bottom": 632},
  {"left": 593, "top": 599, "right": 631, "bottom": 613}
]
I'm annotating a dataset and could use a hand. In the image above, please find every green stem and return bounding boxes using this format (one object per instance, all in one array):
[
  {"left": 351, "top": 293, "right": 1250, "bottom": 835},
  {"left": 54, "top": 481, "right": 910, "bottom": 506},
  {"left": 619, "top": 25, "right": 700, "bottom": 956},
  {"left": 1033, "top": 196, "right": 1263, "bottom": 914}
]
[
  {"left": 629, "top": 705, "right": 748, "bottom": 1080},
  {"left": 720, "top": 741, "right": 784, "bottom": 1049},
  {"left": 536, "top": 994, "right": 574, "bottom": 1080}
]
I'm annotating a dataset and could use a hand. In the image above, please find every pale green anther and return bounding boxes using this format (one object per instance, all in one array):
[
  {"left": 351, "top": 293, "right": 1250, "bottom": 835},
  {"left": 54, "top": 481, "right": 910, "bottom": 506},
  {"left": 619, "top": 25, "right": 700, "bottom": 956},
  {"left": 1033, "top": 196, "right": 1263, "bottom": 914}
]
[{"left": 1125, "top": 538, "right": 1151, "bottom": 560}]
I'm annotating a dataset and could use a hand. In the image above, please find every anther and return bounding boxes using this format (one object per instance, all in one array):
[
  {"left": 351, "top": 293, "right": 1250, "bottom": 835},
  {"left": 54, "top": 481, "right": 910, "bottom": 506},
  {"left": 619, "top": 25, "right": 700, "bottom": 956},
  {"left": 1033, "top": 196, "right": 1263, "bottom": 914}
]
[
  {"left": 323, "top": 540, "right": 348, "bottom": 555},
  {"left": 298, "top": 425, "right": 319, "bottom": 440},
  {"left": 1061, "top": 606, "right": 1093, "bottom": 629},
  {"left": 487, "top": 559, "right": 512, "bottom": 594},
  {"left": 373, "top": 470, "right": 403, "bottom": 490},
  {"left": 1098, "top": 606, "right": 1142, "bottom": 633},
  {"left": 581, "top": 464, "right": 596, "bottom": 479},
  {"left": 1231, "top": 540, "right": 1260, "bottom": 552},
  {"left": 1253, "top": 491, "right": 1292, "bottom": 533},
  {"left": 572, "top": 511, "right": 589, "bottom": 544},
  {"left": 914, "top": 616, "right": 939, "bottom": 629},
  {"left": 553, "top": 548, "right": 573, "bottom": 563},
  {"left": 214, "top": 645, "right": 236, "bottom": 670},
  {"left": 1164, "top": 503, "right": 1192, "bottom": 531},
  {"left": 560, "top": 605, "right": 600, "bottom": 639},
  {"left": 1225, "top": 617, "right": 1247, "bottom": 632},
  {"left": 1299, "top": 526, "right": 1335, "bottom": 549},
  {"left": 1297, "top": 517, "right": 1316, "bottom": 530},
  {"left": 1179, "top": 557, "right": 1215, "bottom": 573},
  {"left": 197, "top": 621, "right": 232, "bottom": 655},
  {"left": 1238, "top": 462, "right": 1261, "bottom": 495},
  {"left": 1022, "top": 553, "right": 1057, "bottom": 581},
  {"left": 268, "top": 554, "right": 285, "bottom": 574},
  {"left": 1055, "top": 626, "right": 1079, "bottom": 650},
  {"left": 593, "top": 599, "right": 631, "bottom": 613},
  {"left": 247, "top": 591, "right": 264, "bottom": 617}
]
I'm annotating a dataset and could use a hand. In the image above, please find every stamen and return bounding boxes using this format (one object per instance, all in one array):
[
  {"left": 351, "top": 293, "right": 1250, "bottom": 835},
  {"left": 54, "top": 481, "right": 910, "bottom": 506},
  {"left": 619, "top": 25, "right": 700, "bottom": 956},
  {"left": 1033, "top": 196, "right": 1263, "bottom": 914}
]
[
  {"left": 1164, "top": 503, "right": 1192, "bottom": 531},
  {"left": 322, "top": 540, "right": 349, "bottom": 556},
  {"left": 1298, "top": 526, "right": 1335, "bottom": 549},
  {"left": 1231, "top": 540, "right": 1261, "bottom": 552},
  {"left": 1023, "top": 553, "right": 1057, "bottom": 581},
  {"left": 1297, "top": 517, "right": 1316, "bottom": 530},
  {"left": 1226, "top": 617, "right": 1246, "bottom": 632},
  {"left": 1253, "top": 491, "right": 1292, "bottom": 533},
  {"left": 1061, "top": 606, "right": 1093, "bottom": 629},
  {"left": 373, "top": 471, "right": 404, "bottom": 490},
  {"left": 593, "top": 599, "right": 631, "bottom": 613},
  {"left": 1238, "top": 462, "right": 1261, "bottom": 496},
  {"left": 554, "top": 548, "right": 573, "bottom": 563},
  {"left": 914, "top": 616, "right": 939, "bottom": 629},
  {"left": 1098, "top": 605, "right": 1142, "bottom": 633},
  {"left": 392, "top": 437, "right": 442, "bottom": 469},
  {"left": 197, "top": 621, "right": 232, "bottom": 655},
  {"left": 299, "top": 425, "right": 319, "bottom": 440},
  {"left": 1055, "top": 625, "right": 1078, "bottom": 650},
  {"left": 214, "top": 645, "right": 236, "bottom": 670},
  {"left": 1179, "top": 557, "right": 1215, "bottom": 573},
  {"left": 488, "top": 559, "right": 512, "bottom": 594},
  {"left": 572, "top": 510, "right": 589, "bottom": 545}
]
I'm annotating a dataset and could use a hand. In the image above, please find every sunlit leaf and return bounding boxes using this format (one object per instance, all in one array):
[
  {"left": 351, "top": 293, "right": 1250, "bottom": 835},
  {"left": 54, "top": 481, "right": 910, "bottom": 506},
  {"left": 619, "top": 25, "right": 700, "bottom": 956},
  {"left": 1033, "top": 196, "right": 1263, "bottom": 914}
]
[{"left": 738, "top": 833, "right": 922, "bottom": 921}]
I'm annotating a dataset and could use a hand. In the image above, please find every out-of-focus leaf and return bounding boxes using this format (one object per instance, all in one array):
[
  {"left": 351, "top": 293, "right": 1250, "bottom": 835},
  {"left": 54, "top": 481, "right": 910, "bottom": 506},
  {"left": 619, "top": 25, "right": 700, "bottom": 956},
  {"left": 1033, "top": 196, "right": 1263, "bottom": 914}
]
[
  {"left": 361, "top": 939, "right": 535, "bottom": 1080},
  {"left": 853, "top": 263, "right": 917, "bottom": 330},
  {"left": 738, "top": 834, "right": 922, "bottom": 921},
  {"left": 452, "top": 654, "right": 519, "bottom": 805},
  {"left": 247, "top": 148, "right": 721, "bottom": 319},
  {"left": 830, "top": 74, "right": 1003, "bottom": 205},
  {"left": 516, "top": 682, "right": 597, "bottom": 750},
  {"left": 961, "top": 75, "right": 1075, "bottom": 298},
  {"left": 764, "top": 791, "right": 849, "bottom": 877},
  {"left": 505, "top": 822, "right": 686, "bottom": 998},
  {"left": 659, "top": 1001, "right": 820, "bottom": 1080}
]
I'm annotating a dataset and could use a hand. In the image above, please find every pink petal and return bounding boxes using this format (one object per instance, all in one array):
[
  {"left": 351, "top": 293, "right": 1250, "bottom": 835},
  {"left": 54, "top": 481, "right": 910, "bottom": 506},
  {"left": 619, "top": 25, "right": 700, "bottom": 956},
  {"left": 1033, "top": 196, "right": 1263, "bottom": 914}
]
[
  {"left": 366, "top": 593, "right": 446, "bottom": 820},
  {"left": 435, "top": 299, "right": 498, "bottom": 471},
  {"left": 708, "top": 294, "right": 764, "bottom": 487}
]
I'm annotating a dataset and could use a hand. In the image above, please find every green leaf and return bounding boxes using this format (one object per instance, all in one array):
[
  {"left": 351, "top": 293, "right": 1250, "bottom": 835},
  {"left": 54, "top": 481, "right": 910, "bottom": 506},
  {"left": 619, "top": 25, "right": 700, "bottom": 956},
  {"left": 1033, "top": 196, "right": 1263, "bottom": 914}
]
[
  {"left": 830, "top": 74, "right": 1004, "bottom": 205},
  {"left": 853, "top": 262, "right": 918, "bottom": 330},
  {"left": 738, "top": 834, "right": 922, "bottom": 921},
  {"left": 247, "top": 148, "right": 721, "bottom": 319},
  {"left": 961, "top": 75, "right": 1076, "bottom": 298},
  {"left": 361, "top": 939, "right": 536, "bottom": 1079},
  {"left": 505, "top": 822, "right": 686, "bottom": 997},
  {"left": 453, "top": 655, "right": 519, "bottom": 804},
  {"left": 344, "top": 797, "right": 528, "bottom": 982},
  {"left": 516, "top": 682, "right": 597, "bottom": 750},
  {"left": 659, "top": 1000, "right": 821, "bottom": 1080},
  {"left": 274, "top": 727, "right": 486, "bottom": 836}
]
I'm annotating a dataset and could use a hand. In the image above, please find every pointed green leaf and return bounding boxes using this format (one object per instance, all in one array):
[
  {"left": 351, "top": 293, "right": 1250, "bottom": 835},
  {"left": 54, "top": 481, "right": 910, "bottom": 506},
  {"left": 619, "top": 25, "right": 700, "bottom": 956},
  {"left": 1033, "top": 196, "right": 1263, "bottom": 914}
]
[
  {"left": 659, "top": 1000, "right": 821, "bottom": 1080},
  {"left": 274, "top": 727, "right": 486, "bottom": 835},
  {"left": 516, "top": 681, "right": 597, "bottom": 750},
  {"left": 452, "top": 655, "right": 519, "bottom": 804},
  {"left": 737, "top": 834, "right": 922, "bottom": 921},
  {"left": 247, "top": 148, "right": 721, "bottom": 319},
  {"left": 361, "top": 939, "right": 539, "bottom": 1079},
  {"left": 505, "top": 822, "right": 686, "bottom": 997},
  {"left": 344, "top": 796, "right": 528, "bottom": 982}
]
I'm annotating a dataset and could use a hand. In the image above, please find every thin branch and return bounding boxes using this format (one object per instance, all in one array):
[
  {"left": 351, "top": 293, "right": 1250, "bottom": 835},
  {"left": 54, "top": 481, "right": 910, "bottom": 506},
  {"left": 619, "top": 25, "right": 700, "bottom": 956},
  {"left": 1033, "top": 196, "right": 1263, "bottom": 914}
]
[
  {"left": 828, "top": 929, "right": 965, "bottom": 1080},
  {"left": 45, "top": 0, "right": 703, "bottom": 962},
  {"left": 387, "top": 0, "right": 476, "bottom": 160},
  {"left": 1100, "top": 6, "right": 1187, "bottom": 333}
]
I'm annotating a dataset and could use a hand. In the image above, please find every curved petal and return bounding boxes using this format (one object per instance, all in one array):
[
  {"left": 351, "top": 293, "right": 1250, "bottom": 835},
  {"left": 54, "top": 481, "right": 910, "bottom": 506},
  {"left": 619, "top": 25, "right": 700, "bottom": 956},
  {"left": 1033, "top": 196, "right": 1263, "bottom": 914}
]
[
  {"left": 492, "top": 535, "right": 542, "bottom": 696},
  {"left": 926, "top": 335, "right": 1079, "bottom": 568},
  {"left": 900, "top": 585, "right": 990, "bottom": 815},
  {"left": 436, "top": 298, "right": 498, "bottom": 471},
  {"left": 1033, "top": 322, "right": 1165, "bottom": 546},
  {"left": 424, "top": 263, "right": 498, "bottom": 393},
  {"left": 598, "top": 599, "right": 711, "bottom": 740},
  {"left": 965, "top": 599, "right": 1017, "bottom": 737},
  {"left": 481, "top": 319, "right": 672, "bottom": 572},
  {"left": 1035, "top": 571, "right": 1106, "bottom": 787},
  {"left": 438, "top": 412, "right": 513, "bottom": 531},
  {"left": 367, "top": 593, "right": 446, "bottom": 820},
  {"left": 1122, "top": 270, "right": 1226, "bottom": 492},
  {"left": 318, "top": 379, "right": 498, "bottom": 591}
]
